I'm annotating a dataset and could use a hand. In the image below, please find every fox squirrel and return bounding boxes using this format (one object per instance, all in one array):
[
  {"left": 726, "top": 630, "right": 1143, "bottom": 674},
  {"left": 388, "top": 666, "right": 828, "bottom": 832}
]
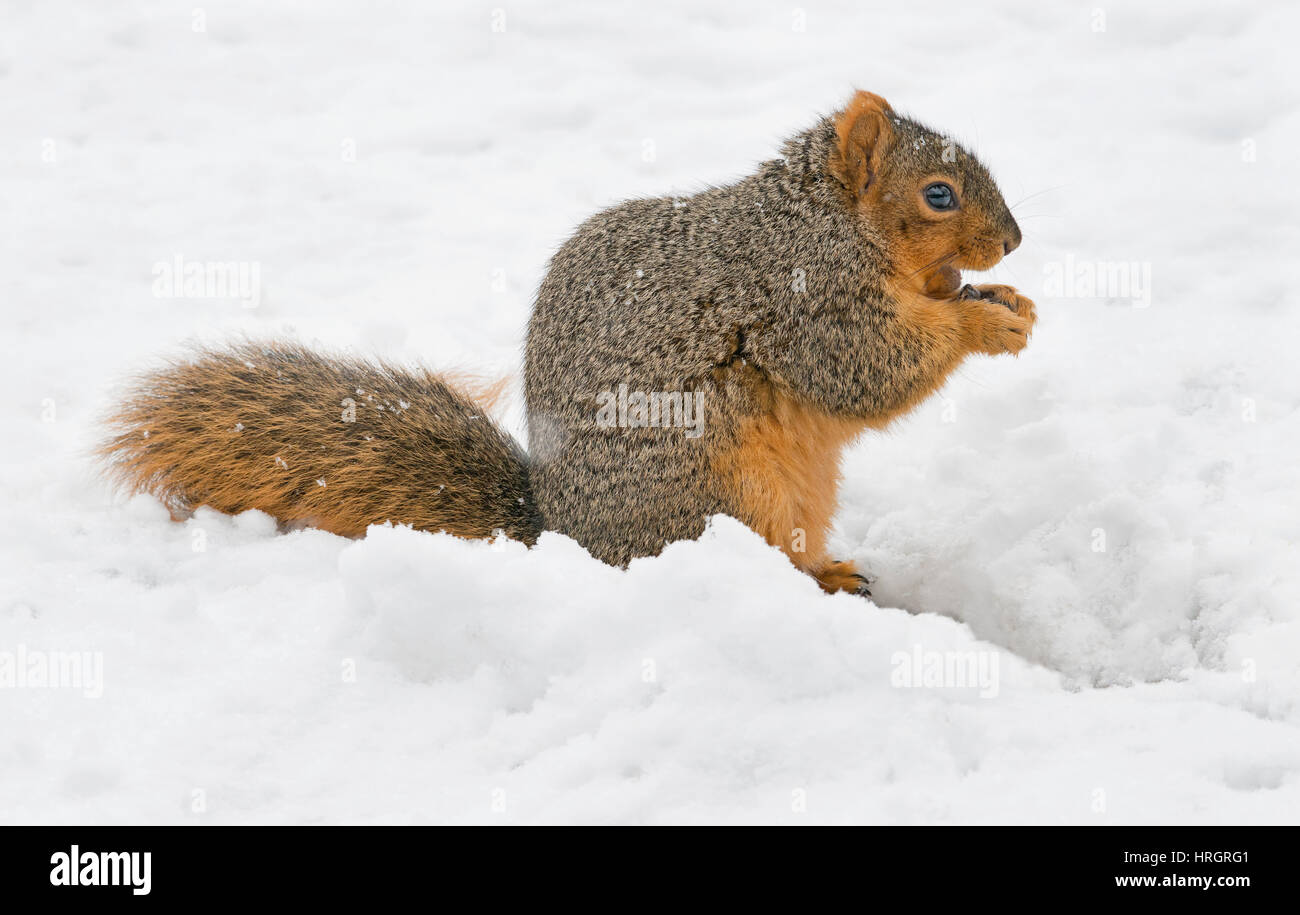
[{"left": 100, "top": 90, "right": 1034, "bottom": 595}]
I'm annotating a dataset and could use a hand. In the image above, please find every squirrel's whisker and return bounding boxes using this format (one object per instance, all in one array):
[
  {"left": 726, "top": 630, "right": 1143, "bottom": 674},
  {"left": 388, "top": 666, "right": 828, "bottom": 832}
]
[{"left": 1010, "top": 185, "right": 1068, "bottom": 211}]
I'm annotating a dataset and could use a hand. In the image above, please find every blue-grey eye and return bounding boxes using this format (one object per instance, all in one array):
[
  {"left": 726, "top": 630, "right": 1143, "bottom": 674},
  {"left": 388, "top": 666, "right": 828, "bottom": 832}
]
[{"left": 924, "top": 182, "right": 957, "bottom": 210}]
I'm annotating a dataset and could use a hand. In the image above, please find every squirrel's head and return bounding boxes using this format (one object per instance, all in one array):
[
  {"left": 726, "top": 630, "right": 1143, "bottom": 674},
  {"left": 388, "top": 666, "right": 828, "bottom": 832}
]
[{"left": 828, "top": 90, "right": 1022, "bottom": 296}]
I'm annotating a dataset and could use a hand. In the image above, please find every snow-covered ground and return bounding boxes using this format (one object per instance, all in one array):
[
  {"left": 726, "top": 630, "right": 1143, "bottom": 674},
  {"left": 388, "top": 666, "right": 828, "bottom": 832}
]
[{"left": 2, "top": 0, "right": 1298, "bottom": 823}]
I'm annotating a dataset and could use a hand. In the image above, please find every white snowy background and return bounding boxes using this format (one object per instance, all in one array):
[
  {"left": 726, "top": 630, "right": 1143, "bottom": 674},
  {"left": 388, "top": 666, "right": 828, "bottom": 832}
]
[{"left": 2, "top": 0, "right": 1298, "bottom": 823}]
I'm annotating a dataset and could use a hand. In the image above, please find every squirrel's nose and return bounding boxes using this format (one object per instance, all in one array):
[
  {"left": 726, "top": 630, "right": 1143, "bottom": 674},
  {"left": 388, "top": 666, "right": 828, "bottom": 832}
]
[{"left": 1002, "top": 221, "right": 1023, "bottom": 255}]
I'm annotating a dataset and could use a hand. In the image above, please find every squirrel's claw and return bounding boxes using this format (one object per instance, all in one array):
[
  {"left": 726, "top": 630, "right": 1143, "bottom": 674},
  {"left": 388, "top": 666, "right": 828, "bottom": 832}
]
[
  {"left": 960, "top": 283, "right": 1017, "bottom": 311},
  {"left": 813, "top": 561, "right": 874, "bottom": 597}
]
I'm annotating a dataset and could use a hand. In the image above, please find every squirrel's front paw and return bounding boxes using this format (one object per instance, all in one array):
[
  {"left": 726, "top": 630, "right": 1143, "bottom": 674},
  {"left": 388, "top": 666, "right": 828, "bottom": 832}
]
[{"left": 960, "top": 284, "right": 1037, "bottom": 356}]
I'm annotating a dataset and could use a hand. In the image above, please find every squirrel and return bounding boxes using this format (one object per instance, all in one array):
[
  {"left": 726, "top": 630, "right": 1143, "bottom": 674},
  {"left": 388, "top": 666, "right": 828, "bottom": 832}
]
[{"left": 100, "top": 90, "right": 1035, "bottom": 595}]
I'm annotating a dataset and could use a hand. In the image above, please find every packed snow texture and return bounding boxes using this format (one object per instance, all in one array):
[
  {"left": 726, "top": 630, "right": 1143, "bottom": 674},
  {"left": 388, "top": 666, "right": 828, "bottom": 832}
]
[{"left": 2, "top": 0, "right": 1299, "bottom": 823}]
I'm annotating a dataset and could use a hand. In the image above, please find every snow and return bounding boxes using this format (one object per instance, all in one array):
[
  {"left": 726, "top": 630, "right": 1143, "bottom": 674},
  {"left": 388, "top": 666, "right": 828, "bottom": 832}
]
[{"left": 2, "top": 0, "right": 1298, "bottom": 823}]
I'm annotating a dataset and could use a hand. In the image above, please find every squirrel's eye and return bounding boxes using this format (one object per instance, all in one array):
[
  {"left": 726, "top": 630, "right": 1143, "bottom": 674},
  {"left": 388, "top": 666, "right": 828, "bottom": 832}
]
[{"left": 924, "top": 182, "right": 957, "bottom": 211}]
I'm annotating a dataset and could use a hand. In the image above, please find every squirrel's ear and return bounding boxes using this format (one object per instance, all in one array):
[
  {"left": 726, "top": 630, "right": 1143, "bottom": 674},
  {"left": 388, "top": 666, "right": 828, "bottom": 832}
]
[{"left": 830, "top": 90, "right": 895, "bottom": 196}]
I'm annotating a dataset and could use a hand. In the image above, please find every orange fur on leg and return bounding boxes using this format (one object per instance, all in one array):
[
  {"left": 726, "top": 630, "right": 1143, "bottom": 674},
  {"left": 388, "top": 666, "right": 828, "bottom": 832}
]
[{"left": 712, "top": 383, "right": 869, "bottom": 594}]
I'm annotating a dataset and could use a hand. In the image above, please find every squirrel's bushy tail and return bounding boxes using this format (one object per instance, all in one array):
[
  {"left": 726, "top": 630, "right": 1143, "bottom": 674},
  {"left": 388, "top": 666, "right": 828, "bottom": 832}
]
[{"left": 98, "top": 341, "right": 542, "bottom": 543}]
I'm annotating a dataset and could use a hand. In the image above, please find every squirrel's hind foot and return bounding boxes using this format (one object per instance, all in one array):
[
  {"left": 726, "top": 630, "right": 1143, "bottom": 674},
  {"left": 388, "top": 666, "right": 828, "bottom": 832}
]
[{"left": 813, "top": 560, "right": 874, "bottom": 598}]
